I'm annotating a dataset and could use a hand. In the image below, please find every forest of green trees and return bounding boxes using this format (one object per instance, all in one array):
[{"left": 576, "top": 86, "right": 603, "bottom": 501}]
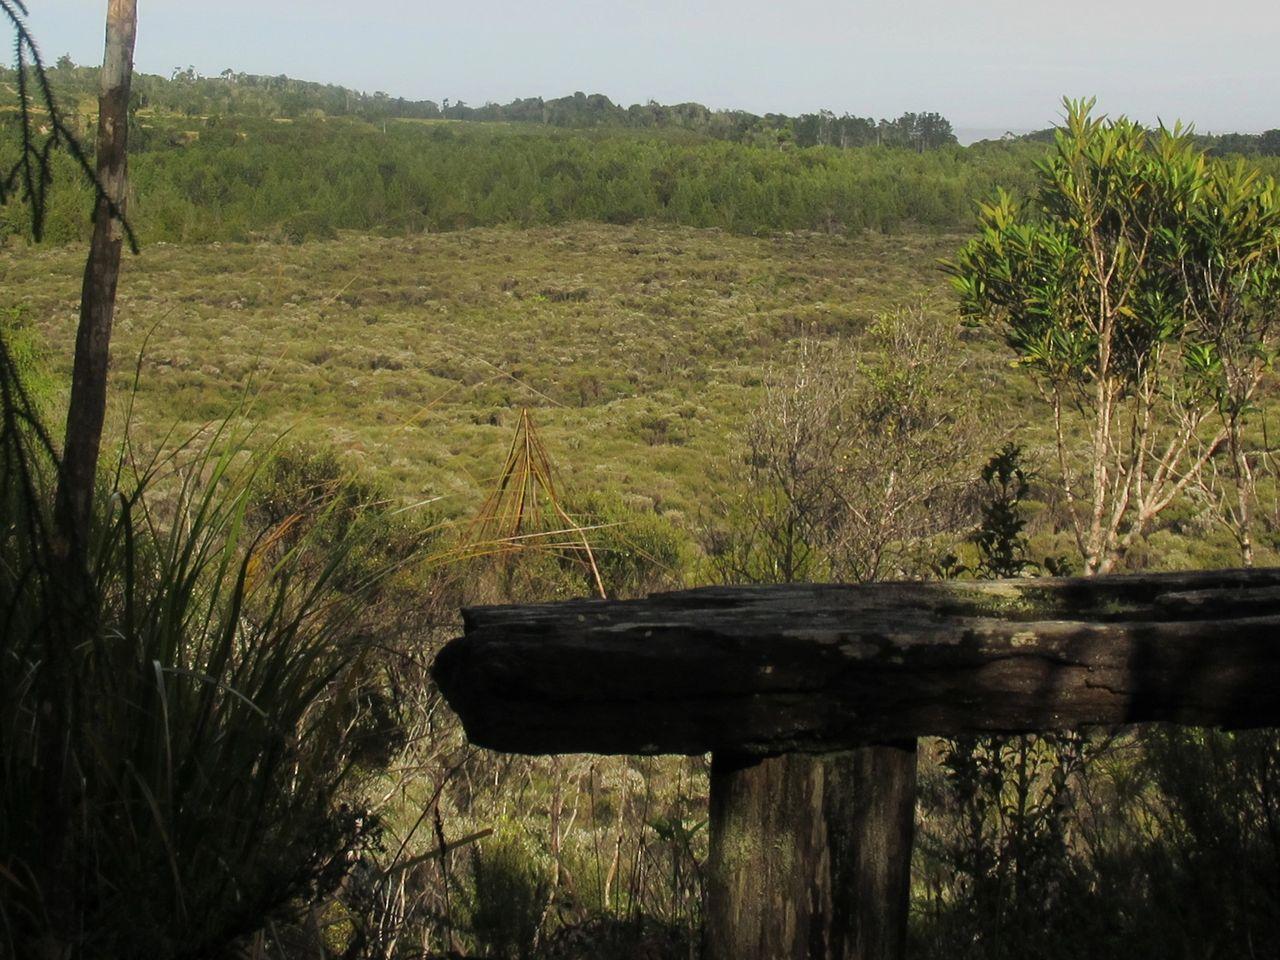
[
  {"left": 55, "top": 123, "right": 1054, "bottom": 242},
  {"left": 6, "top": 62, "right": 1278, "bottom": 250},
  {"left": 32, "top": 57, "right": 960, "bottom": 149},
  {"left": 0, "top": 62, "right": 1025, "bottom": 244}
]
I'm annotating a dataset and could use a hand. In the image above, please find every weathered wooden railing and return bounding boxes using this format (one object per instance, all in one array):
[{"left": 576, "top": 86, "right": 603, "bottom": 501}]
[{"left": 432, "top": 569, "right": 1280, "bottom": 960}]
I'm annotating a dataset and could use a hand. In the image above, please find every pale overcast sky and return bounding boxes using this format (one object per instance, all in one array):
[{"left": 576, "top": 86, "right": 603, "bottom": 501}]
[{"left": 23, "top": 0, "right": 1280, "bottom": 137}]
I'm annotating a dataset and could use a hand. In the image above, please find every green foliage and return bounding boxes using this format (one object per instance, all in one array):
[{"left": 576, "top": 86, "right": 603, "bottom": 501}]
[
  {"left": 0, "top": 304, "right": 54, "bottom": 410},
  {"left": 0, "top": 368, "right": 390, "bottom": 957},
  {"left": 249, "top": 441, "right": 434, "bottom": 597},
  {"left": 467, "top": 833, "right": 551, "bottom": 960},
  {"left": 279, "top": 209, "right": 338, "bottom": 244},
  {"left": 6, "top": 60, "right": 1278, "bottom": 257},
  {"left": 14, "top": 59, "right": 957, "bottom": 152},
  {"left": 1178, "top": 161, "right": 1280, "bottom": 387},
  {"left": 948, "top": 99, "right": 1280, "bottom": 572},
  {"left": 949, "top": 103, "right": 1203, "bottom": 387},
  {"left": 1203, "top": 128, "right": 1280, "bottom": 158},
  {"left": 0, "top": 12, "right": 110, "bottom": 245},
  {"left": 972, "top": 444, "right": 1034, "bottom": 578},
  {"left": 961, "top": 442, "right": 1074, "bottom": 578},
  {"left": 569, "top": 490, "right": 688, "bottom": 598},
  {"left": 1170, "top": 160, "right": 1280, "bottom": 563},
  {"left": 0, "top": 108, "right": 1043, "bottom": 245}
]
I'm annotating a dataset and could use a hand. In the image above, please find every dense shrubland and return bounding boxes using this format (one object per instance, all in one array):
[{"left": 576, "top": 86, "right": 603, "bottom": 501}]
[{"left": 6, "top": 61, "right": 1278, "bottom": 251}]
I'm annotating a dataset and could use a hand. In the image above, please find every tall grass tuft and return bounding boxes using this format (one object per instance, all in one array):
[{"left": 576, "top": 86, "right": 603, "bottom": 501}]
[{"left": 0, "top": 338, "right": 384, "bottom": 959}]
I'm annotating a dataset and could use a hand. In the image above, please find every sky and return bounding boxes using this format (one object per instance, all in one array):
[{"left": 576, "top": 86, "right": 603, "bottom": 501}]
[{"left": 23, "top": 0, "right": 1280, "bottom": 139}]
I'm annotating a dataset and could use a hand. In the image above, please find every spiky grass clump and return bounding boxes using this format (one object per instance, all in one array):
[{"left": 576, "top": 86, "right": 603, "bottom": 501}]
[{"left": 0, "top": 341, "right": 384, "bottom": 959}]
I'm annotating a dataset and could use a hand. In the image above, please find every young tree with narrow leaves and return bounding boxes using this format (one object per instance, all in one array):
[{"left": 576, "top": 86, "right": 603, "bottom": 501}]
[
  {"left": 948, "top": 99, "right": 1280, "bottom": 573},
  {"left": 1172, "top": 162, "right": 1280, "bottom": 565}
]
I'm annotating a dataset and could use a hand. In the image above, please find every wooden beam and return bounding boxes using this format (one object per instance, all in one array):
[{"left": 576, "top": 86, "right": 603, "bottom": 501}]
[{"left": 432, "top": 569, "right": 1280, "bottom": 756}]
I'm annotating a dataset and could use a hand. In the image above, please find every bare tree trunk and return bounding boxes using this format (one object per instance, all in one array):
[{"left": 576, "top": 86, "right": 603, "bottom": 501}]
[
  {"left": 1230, "top": 422, "right": 1256, "bottom": 567},
  {"left": 53, "top": 0, "right": 137, "bottom": 568},
  {"left": 37, "top": 8, "right": 136, "bottom": 957}
]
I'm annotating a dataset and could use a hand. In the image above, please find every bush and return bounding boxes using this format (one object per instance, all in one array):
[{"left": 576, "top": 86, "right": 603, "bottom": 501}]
[
  {"left": 1138, "top": 727, "right": 1280, "bottom": 954},
  {"left": 280, "top": 209, "right": 338, "bottom": 244},
  {"left": 468, "top": 833, "right": 551, "bottom": 960},
  {"left": 0, "top": 344, "right": 388, "bottom": 959},
  {"left": 568, "top": 490, "right": 687, "bottom": 598}
]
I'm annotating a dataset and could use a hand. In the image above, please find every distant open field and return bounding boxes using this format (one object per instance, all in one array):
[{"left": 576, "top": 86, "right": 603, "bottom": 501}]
[{"left": 3, "top": 223, "right": 1020, "bottom": 525}]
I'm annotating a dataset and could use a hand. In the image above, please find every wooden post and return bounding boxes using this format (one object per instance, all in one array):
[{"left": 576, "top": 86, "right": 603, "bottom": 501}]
[{"left": 705, "top": 744, "right": 917, "bottom": 960}]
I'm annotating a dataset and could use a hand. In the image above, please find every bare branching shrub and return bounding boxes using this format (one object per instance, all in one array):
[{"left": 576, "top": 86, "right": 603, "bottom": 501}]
[
  {"left": 710, "top": 338, "right": 847, "bottom": 583},
  {"left": 708, "top": 302, "right": 984, "bottom": 584},
  {"left": 828, "top": 304, "right": 982, "bottom": 581}
]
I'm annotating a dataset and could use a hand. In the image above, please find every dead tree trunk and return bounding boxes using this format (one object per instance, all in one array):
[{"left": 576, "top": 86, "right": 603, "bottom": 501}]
[
  {"left": 38, "top": 9, "right": 136, "bottom": 958},
  {"left": 53, "top": 0, "right": 137, "bottom": 567}
]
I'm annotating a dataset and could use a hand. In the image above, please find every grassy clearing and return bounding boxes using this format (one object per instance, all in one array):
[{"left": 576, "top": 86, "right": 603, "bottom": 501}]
[{"left": 2, "top": 223, "right": 1016, "bottom": 523}]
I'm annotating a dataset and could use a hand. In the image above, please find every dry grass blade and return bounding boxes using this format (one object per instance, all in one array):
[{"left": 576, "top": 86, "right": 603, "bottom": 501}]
[{"left": 462, "top": 408, "right": 605, "bottom": 597}]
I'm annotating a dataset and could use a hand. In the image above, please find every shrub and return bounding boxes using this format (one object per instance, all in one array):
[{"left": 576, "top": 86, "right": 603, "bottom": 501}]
[
  {"left": 1138, "top": 727, "right": 1280, "bottom": 954},
  {"left": 568, "top": 490, "right": 687, "bottom": 598},
  {"left": 468, "top": 833, "right": 551, "bottom": 960},
  {"left": 280, "top": 209, "right": 338, "bottom": 244},
  {"left": 0, "top": 345, "right": 387, "bottom": 959}
]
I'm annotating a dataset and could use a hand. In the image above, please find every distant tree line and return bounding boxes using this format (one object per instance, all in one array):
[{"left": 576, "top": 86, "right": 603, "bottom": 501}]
[
  {"left": 5, "top": 58, "right": 957, "bottom": 151},
  {"left": 1015, "top": 124, "right": 1280, "bottom": 158},
  {"left": 5, "top": 60, "right": 1278, "bottom": 247},
  {"left": 1202, "top": 129, "right": 1280, "bottom": 157},
  {"left": 0, "top": 115, "right": 1044, "bottom": 245}
]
